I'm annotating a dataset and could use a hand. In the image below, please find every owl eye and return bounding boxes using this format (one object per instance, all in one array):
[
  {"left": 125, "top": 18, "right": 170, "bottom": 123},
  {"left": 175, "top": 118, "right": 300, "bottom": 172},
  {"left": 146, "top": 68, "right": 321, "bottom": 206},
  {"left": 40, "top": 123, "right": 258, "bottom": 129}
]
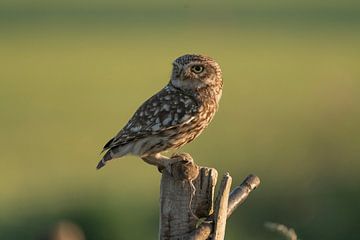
[{"left": 191, "top": 65, "right": 204, "bottom": 73}]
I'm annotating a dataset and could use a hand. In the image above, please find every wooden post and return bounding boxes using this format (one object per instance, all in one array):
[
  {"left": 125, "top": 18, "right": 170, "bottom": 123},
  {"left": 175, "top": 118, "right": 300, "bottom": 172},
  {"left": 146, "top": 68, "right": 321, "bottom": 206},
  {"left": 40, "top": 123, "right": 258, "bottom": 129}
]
[
  {"left": 159, "top": 154, "right": 260, "bottom": 240},
  {"left": 212, "top": 173, "right": 232, "bottom": 240}
]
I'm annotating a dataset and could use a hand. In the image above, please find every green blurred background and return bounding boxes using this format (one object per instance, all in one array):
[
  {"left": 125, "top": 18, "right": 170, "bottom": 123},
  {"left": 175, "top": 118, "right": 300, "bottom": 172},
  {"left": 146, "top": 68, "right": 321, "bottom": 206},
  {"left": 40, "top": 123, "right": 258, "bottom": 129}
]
[{"left": 1, "top": 0, "right": 360, "bottom": 239}]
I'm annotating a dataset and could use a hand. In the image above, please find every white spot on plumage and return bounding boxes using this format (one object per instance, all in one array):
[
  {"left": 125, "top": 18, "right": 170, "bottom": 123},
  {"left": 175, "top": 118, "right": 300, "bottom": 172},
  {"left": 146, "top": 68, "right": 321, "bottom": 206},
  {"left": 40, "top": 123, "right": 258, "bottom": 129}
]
[
  {"left": 151, "top": 123, "right": 161, "bottom": 131},
  {"left": 181, "top": 114, "right": 191, "bottom": 122},
  {"left": 162, "top": 117, "right": 172, "bottom": 125},
  {"left": 130, "top": 125, "right": 142, "bottom": 132},
  {"left": 180, "top": 98, "right": 192, "bottom": 106},
  {"left": 161, "top": 104, "right": 170, "bottom": 111}
]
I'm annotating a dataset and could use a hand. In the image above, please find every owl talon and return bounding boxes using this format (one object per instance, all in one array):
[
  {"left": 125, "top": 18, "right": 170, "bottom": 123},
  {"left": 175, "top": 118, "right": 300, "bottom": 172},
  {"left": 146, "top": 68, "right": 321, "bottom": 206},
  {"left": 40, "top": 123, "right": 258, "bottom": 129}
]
[{"left": 157, "top": 166, "right": 165, "bottom": 173}]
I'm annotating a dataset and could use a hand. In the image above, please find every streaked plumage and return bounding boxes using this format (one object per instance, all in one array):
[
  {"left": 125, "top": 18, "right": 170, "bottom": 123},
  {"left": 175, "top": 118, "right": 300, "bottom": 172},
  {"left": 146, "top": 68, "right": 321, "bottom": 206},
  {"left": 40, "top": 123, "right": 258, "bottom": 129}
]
[{"left": 97, "top": 54, "right": 223, "bottom": 170}]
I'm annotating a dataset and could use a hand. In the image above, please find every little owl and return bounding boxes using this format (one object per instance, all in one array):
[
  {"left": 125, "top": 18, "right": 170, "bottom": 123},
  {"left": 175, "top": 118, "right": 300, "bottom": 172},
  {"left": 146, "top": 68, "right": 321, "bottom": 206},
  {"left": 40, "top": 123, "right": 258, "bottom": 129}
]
[{"left": 97, "top": 54, "right": 223, "bottom": 172}]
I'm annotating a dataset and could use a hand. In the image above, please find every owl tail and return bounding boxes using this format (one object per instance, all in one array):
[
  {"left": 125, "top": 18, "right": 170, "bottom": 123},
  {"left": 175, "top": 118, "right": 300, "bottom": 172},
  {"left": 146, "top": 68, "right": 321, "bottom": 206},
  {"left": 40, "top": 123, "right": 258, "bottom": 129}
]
[
  {"left": 96, "top": 151, "right": 113, "bottom": 169},
  {"left": 96, "top": 144, "right": 132, "bottom": 169}
]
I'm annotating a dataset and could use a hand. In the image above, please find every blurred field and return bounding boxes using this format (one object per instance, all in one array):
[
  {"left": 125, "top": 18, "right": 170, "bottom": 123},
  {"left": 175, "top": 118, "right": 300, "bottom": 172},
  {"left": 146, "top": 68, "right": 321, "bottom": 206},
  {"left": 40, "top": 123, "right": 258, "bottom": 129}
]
[{"left": 1, "top": 0, "right": 360, "bottom": 239}]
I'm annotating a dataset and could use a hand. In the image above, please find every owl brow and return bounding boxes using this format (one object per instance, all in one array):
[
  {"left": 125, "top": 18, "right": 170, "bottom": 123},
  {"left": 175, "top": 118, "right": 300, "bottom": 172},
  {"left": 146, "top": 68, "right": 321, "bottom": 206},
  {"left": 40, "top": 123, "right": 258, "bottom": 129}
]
[
  {"left": 172, "top": 62, "right": 182, "bottom": 68},
  {"left": 185, "top": 61, "right": 205, "bottom": 68}
]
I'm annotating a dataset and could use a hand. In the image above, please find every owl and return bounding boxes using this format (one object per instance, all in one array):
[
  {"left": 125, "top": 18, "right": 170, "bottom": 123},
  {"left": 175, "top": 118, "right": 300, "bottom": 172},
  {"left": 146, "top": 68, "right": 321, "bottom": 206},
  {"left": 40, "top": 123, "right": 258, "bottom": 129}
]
[{"left": 97, "top": 54, "right": 223, "bottom": 172}]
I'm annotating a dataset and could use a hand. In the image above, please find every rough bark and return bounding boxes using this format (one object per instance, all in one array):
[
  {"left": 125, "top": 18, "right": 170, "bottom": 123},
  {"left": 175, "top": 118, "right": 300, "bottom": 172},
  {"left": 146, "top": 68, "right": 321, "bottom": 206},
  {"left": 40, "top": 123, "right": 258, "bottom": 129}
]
[
  {"left": 159, "top": 154, "right": 260, "bottom": 240},
  {"left": 159, "top": 154, "right": 218, "bottom": 240},
  {"left": 212, "top": 173, "right": 232, "bottom": 240}
]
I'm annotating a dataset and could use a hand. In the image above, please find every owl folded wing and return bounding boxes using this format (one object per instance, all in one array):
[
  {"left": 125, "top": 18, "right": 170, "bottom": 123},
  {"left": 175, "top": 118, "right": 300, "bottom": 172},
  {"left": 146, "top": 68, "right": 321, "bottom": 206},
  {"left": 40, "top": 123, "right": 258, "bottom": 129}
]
[{"left": 102, "top": 86, "right": 199, "bottom": 152}]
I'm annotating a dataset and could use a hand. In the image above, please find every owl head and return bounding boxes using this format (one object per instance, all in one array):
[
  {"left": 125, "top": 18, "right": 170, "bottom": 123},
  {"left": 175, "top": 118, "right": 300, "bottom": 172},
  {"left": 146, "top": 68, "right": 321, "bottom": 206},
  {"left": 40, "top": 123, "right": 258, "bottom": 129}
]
[{"left": 170, "top": 54, "right": 222, "bottom": 91}]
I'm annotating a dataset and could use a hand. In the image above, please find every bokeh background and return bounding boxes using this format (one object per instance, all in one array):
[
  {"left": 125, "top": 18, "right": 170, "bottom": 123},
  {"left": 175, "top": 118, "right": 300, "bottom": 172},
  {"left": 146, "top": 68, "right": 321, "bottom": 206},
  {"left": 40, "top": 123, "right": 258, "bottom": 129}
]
[{"left": 1, "top": 0, "right": 360, "bottom": 239}]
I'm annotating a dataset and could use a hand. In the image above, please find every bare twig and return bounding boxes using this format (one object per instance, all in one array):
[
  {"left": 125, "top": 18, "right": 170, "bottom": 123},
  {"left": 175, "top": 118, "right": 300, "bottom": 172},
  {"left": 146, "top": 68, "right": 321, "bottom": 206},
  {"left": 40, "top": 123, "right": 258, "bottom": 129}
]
[
  {"left": 212, "top": 173, "right": 232, "bottom": 240},
  {"left": 265, "top": 222, "right": 298, "bottom": 240},
  {"left": 188, "top": 173, "right": 260, "bottom": 240},
  {"left": 227, "top": 174, "right": 260, "bottom": 218}
]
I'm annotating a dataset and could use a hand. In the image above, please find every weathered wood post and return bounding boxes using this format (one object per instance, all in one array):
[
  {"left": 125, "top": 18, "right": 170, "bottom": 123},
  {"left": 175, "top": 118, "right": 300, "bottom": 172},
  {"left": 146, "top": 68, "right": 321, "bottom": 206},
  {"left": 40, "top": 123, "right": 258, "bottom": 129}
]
[{"left": 159, "top": 153, "right": 260, "bottom": 240}]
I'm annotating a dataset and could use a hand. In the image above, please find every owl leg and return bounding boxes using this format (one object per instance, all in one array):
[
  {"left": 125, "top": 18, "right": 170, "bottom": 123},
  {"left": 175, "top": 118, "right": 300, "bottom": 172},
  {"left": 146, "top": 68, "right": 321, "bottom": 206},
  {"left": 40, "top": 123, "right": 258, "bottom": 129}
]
[{"left": 141, "top": 153, "right": 180, "bottom": 175}]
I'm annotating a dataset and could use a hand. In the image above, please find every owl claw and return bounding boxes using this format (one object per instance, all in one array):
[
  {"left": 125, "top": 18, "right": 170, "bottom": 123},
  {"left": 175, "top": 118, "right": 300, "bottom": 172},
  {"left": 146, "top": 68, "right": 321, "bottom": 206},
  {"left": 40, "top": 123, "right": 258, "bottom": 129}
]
[{"left": 157, "top": 166, "right": 165, "bottom": 173}]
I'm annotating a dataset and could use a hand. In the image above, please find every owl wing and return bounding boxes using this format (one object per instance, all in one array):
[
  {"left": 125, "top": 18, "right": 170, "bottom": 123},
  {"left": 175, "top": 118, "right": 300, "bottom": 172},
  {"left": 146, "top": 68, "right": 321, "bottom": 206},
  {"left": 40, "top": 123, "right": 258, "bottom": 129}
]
[{"left": 102, "top": 85, "right": 200, "bottom": 152}]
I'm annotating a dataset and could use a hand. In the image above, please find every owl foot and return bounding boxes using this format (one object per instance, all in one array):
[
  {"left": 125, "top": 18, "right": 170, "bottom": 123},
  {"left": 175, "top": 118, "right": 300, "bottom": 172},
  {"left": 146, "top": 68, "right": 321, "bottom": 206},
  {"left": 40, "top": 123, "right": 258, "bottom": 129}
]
[
  {"left": 157, "top": 155, "right": 187, "bottom": 176},
  {"left": 142, "top": 152, "right": 199, "bottom": 180},
  {"left": 169, "top": 153, "right": 199, "bottom": 181},
  {"left": 141, "top": 153, "right": 175, "bottom": 175}
]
